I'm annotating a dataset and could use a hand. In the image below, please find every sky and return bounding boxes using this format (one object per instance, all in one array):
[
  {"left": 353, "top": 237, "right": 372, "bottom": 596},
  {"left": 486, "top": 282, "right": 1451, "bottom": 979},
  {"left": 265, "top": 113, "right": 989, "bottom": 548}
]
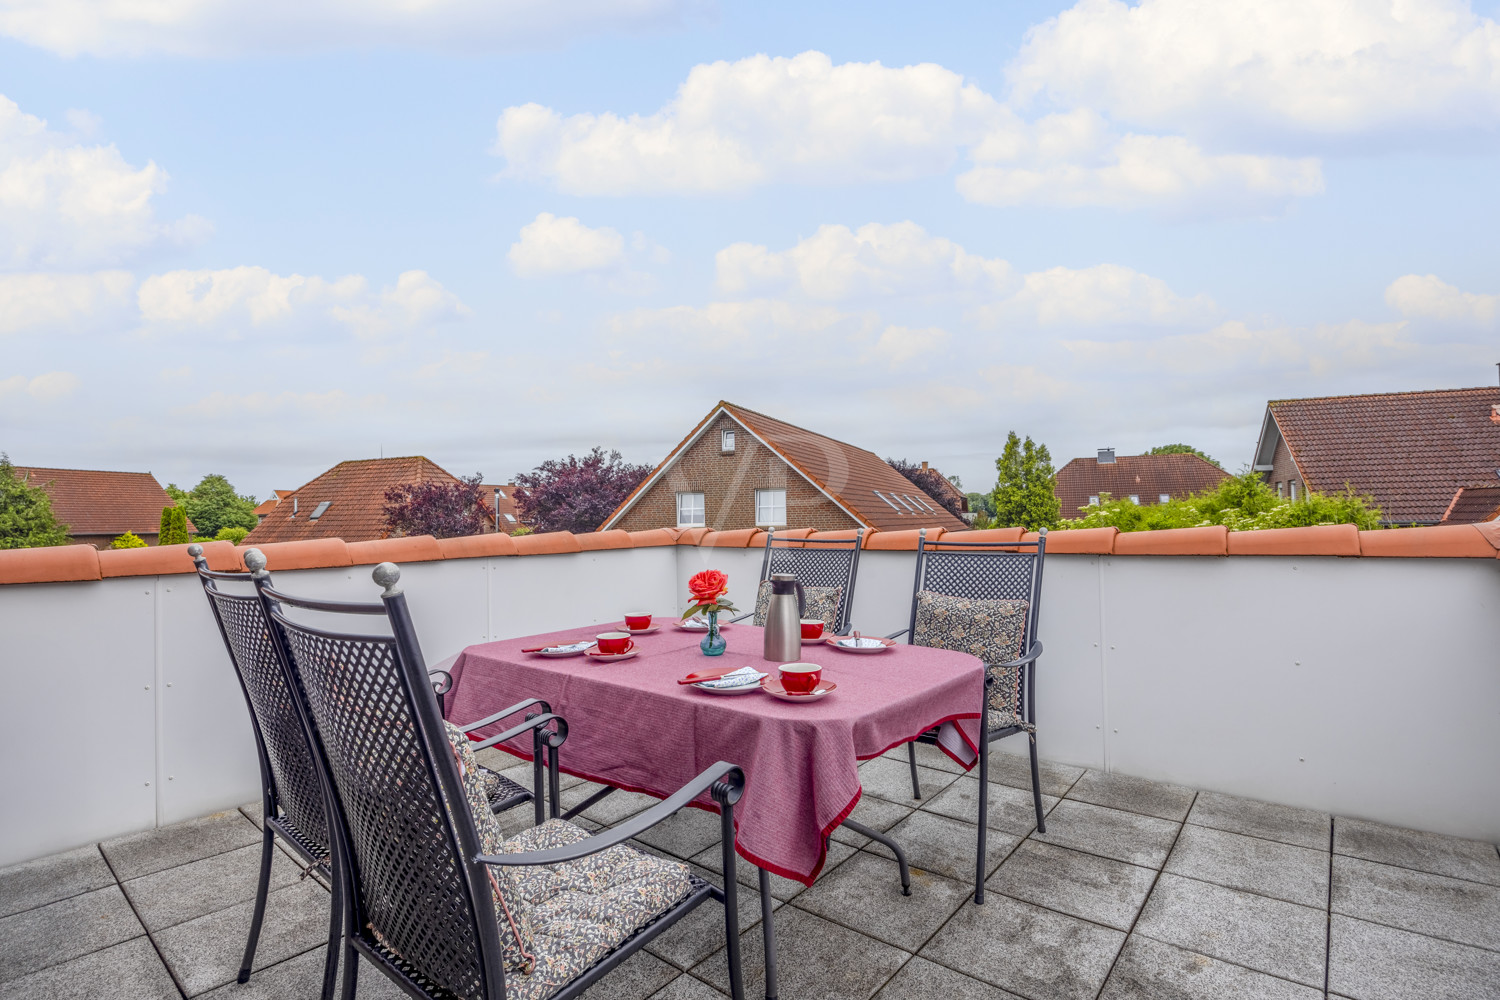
[{"left": 2, "top": 0, "right": 1498, "bottom": 501}]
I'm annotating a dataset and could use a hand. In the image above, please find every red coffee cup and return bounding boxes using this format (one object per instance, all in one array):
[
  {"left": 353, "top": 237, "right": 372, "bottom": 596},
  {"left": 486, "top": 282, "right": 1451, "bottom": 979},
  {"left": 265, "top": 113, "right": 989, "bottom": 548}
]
[
  {"left": 624, "top": 611, "right": 653, "bottom": 631},
  {"left": 595, "top": 632, "right": 635, "bottom": 655},
  {"left": 799, "top": 618, "right": 825, "bottom": 640},
  {"left": 779, "top": 662, "right": 822, "bottom": 695}
]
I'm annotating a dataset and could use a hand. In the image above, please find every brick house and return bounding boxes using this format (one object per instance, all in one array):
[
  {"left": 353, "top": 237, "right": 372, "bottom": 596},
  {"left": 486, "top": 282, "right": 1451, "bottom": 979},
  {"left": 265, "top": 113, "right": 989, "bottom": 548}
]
[
  {"left": 244, "top": 457, "right": 520, "bottom": 544},
  {"left": 1252, "top": 387, "right": 1500, "bottom": 525},
  {"left": 601, "top": 402, "right": 969, "bottom": 534},
  {"left": 10, "top": 466, "right": 193, "bottom": 548},
  {"left": 1055, "top": 449, "right": 1230, "bottom": 517}
]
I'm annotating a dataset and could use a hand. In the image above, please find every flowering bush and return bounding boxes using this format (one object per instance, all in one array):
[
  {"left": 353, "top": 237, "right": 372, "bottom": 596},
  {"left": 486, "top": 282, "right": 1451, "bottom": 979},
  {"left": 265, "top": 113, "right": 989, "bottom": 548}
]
[{"left": 683, "top": 569, "right": 737, "bottom": 619}]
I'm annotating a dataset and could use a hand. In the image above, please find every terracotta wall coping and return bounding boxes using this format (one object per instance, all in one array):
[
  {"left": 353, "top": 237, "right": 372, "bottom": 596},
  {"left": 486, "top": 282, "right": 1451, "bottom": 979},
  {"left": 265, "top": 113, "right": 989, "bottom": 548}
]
[{"left": 3, "top": 522, "right": 1499, "bottom": 585}]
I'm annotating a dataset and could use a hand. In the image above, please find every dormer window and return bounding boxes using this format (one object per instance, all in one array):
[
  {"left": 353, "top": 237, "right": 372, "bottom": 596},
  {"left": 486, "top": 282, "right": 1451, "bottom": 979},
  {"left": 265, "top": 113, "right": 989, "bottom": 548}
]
[{"left": 721, "top": 429, "right": 735, "bottom": 453}]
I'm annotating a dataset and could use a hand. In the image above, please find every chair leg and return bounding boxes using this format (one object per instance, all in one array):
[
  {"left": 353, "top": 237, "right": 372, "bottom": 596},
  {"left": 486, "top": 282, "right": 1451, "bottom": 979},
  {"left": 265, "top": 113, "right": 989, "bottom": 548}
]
[
  {"left": 319, "top": 857, "right": 342, "bottom": 1000},
  {"left": 237, "top": 821, "right": 275, "bottom": 982},
  {"left": 907, "top": 742, "right": 922, "bottom": 800},
  {"left": 338, "top": 892, "right": 359, "bottom": 1000},
  {"left": 721, "top": 806, "right": 744, "bottom": 1000},
  {"left": 759, "top": 867, "right": 779, "bottom": 1000},
  {"left": 975, "top": 744, "right": 988, "bottom": 905},
  {"left": 1028, "top": 734, "right": 1046, "bottom": 835}
]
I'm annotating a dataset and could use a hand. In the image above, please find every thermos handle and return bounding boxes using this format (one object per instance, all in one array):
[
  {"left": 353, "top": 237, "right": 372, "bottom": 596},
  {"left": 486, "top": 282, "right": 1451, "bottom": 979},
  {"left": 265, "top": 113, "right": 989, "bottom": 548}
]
[{"left": 794, "top": 581, "right": 805, "bottom": 618}]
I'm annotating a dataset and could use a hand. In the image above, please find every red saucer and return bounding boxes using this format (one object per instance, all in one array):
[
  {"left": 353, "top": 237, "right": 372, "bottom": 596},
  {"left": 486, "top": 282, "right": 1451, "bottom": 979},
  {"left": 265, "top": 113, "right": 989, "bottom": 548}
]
[{"left": 759, "top": 676, "right": 836, "bottom": 702}]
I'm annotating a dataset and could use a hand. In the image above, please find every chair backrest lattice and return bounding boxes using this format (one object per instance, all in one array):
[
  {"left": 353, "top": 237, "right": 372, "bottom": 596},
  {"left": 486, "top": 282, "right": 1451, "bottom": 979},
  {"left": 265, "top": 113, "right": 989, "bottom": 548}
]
[
  {"left": 907, "top": 530, "right": 1047, "bottom": 650},
  {"left": 758, "top": 531, "right": 863, "bottom": 633},
  {"left": 261, "top": 578, "right": 499, "bottom": 1000},
  {"left": 195, "top": 572, "right": 329, "bottom": 856}
]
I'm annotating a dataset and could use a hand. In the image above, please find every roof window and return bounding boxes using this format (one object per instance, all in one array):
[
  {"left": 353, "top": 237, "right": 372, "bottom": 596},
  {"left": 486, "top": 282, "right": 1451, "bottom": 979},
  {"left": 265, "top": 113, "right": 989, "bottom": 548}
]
[
  {"left": 309, "top": 501, "right": 331, "bottom": 520},
  {"left": 503, "top": 513, "right": 516, "bottom": 523}
]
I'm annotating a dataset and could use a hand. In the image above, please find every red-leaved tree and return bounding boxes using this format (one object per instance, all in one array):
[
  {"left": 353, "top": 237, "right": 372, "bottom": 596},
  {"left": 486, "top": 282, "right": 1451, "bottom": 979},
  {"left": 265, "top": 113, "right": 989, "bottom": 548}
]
[
  {"left": 887, "top": 458, "right": 967, "bottom": 520},
  {"left": 513, "top": 447, "right": 653, "bottom": 534},
  {"left": 383, "top": 473, "right": 487, "bottom": 539}
]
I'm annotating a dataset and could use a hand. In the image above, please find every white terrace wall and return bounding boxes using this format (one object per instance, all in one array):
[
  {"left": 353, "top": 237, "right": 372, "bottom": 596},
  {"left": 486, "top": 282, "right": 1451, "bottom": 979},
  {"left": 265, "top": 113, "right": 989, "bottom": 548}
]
[{"left": 2, "top": 544, "right": 1497, "bottom": 867}]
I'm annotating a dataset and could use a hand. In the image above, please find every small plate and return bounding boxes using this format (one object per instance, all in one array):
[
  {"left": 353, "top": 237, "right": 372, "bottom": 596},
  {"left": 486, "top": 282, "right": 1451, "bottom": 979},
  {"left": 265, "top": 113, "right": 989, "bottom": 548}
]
[
  {"left": 620, "top": 623, "right": 662, "bottom": 635},
  {"left": 826, "top": 636, "right": 896, "bottom": 654},
  {"left": 675, "top": 619, "right": 733, "bottom": 631},
  {"left": 800, "top": 632, "right": 828, "bottom": 643},
  {"left": 584, "top": 648, "right": 639, "bottom": 663},
  {"left": 760, "top": 676, "right": 837, "bottom": 702},
  {"left": 531, "top": 642, "right": 596, "bottom": 658},
  {"left": 689, "top": 667, "right": 767, "bottom": 694}
]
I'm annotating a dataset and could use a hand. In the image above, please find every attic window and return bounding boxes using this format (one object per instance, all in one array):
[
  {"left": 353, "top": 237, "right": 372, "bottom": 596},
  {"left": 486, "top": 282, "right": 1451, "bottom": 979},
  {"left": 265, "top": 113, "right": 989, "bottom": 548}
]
[
  {"left": 721, "top": 429, "right": 735, "bottom": 453},
  {"left": 309, "top": 501, "right": 332, "bottom": 520},
  {"left": 503, "top": 513, "right": 516, "bottom": 523},
  {"left": 873, "top": 490, "right": 903, "bottom": 513},
  {"left": 494, "top": 489, "right": 506, "bottom": 498}
]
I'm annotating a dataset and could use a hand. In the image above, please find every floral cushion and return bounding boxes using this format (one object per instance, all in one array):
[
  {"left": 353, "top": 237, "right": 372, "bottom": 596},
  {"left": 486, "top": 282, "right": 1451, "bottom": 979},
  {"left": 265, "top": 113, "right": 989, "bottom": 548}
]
[
  {"left": 752, "top": 580, "right": 843, "bottom": 630},
  {"left": 501, "top": 819, "right": 694, "bottom": 1000},
  {"left": 911, "top": 591, "right": 1032, "bottom": 730}
]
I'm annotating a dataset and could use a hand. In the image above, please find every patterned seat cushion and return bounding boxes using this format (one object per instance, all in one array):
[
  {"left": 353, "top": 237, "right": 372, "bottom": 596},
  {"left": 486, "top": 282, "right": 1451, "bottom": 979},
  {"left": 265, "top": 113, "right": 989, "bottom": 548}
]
[
  {"left": 752, "top": 580, "right": 843, "bottom": 630},
  {"left": 501, "top": 820, "right": 695, "bottom": 1000},
  {"left": 911, "top": 590, "right": 1032, "bottom": 731}
]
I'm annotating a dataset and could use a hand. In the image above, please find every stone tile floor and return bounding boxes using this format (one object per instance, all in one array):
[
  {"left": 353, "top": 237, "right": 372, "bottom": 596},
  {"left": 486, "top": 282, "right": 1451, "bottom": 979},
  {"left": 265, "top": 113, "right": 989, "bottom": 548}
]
[{"left": 3, "top": 746, "right": 1498, "bottom": 1000}]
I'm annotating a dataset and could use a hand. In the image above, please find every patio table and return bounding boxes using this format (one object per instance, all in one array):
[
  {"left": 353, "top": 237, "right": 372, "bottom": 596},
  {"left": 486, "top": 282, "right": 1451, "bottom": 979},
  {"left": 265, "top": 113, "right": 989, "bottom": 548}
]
[{"left": 444, "top": 623, "right": 984, "bottom": 886}]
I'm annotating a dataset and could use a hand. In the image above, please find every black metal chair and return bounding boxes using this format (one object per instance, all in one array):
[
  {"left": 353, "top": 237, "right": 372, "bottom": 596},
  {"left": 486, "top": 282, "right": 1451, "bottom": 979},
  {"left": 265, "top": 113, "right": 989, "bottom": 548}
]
[
  {"left": 730, "top": 529, "right": 864, "bottom": 634},
  {"left": 188, "top": 545, "right": 555, "bottom": 996},
  {"left": 254, "top": 559, "right": 754, "bottom": 1000},
  {"left": 886, "top": 528, "right": 1047, "bottom": 904}
]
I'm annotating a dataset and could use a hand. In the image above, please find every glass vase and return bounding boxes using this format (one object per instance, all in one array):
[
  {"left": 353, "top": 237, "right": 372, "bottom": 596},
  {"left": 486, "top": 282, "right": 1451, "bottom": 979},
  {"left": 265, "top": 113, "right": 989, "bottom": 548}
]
[{"left": 699, "top": 611, "right": 726, "bottom": 656}]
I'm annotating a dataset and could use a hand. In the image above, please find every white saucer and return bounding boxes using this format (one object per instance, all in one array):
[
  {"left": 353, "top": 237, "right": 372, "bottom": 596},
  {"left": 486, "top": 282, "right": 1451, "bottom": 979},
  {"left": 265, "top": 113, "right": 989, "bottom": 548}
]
[
  {"left": 826, "top": 636, "right": 895, "bottom": 654},
  {"left": 692, "top": 679, "right": 762, "bottom": 695}
]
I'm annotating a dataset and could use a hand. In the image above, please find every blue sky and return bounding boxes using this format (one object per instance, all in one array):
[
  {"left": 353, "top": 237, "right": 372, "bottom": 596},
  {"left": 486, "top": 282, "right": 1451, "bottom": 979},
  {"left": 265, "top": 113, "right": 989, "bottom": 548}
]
[{"left": 2, "top": 0, "right": 1498, "bottom": 500}]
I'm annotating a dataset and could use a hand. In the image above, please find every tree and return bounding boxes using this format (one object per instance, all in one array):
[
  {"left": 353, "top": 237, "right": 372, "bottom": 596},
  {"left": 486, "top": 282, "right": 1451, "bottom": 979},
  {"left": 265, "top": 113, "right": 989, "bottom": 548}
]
[
  {"left": 0, "top": 454, "right": 71, "bottom": 549},
  {"left": 170, "top": 474, "right": 259, "bottom": 538},
  {"left": 383, "top": 473, "right": 487, "bottom": 539},
  {"left": 1147, "top": 443, "right": 1222, "bottom": 469},
  {"left": 215, "top": 526, "right": 250, "bottom": 544},
  {"left": 514, "top": 447, "right": 654, "bottom": 534},
  {"left": 887, "top": 458, "right": 967, "bottom": 519},
  {"left": 158, "top": 505, "right": 190, "bottom": 545},
  {"left": 966, "top": 492, "right": 995, "bottom": 517},
  {"left": 1059, "top": 470, "right": 1382, "bottom": 532},
  {"left": 111, "top": 531, "right": 147, "bottom": 549},
  {"left": 990, "top": 432, "right": 1060, "bottom": 531}
]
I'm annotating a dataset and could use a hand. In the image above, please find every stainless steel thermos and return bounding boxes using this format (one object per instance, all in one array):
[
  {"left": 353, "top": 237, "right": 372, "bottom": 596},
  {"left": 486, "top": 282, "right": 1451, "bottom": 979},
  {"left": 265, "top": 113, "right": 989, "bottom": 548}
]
[{"left": 762, "top": 572, "right": 805, "bottom": 662}]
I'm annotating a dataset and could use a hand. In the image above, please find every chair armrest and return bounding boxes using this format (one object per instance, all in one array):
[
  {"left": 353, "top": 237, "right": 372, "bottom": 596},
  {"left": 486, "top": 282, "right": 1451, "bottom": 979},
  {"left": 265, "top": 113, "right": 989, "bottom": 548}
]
[
  {"left": 468, "top": 713, "right": 568, "bottom": 752},
  {"left": 452, "top": 698, "right": 553, "bottom": 735},
  {"left": 477, "top": 761, "right": 744, "bottom": 867},
  {"left": 428, "top": 670, "right": 453, "bottom": 696},
  {"left": 883, "top": 628, "right": 910, "bottom": 641},
  {"left": 994, "top": 640, "right": 1044, "bottom": 670}
]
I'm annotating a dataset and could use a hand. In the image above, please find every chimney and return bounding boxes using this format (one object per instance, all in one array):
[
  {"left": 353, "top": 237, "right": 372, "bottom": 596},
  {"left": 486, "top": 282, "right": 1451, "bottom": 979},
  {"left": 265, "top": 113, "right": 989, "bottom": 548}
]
[
  {"left": 292, "top": 496, "right": 298, "bottom": 518},
  {"left": 494, "top": 488, "right": 501, "bottom": 531},
  {"left": 920, "top": 461, "right": 930, "bottom": 472},
  {"left": 1098, "top": 448, "right": 1116, "bottom": 464}
]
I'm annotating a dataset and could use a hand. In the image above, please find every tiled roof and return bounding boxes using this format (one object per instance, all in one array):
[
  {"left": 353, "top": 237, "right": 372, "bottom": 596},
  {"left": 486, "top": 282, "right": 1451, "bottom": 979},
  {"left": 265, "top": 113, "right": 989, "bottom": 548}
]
[
  {"left": 1440, "top": 485, "right": 1500, "bottom": 524},
  {"left": 1055, "top": 453, "right": 1229, "bottom": 516},
  {"left": 478, "top": 483, "right": 523, "bottom": 531},
  {"left": 1269, "top": 387, "right": 1500, "bottom": 525},
  {"left": 251, "top": 490, "right": 293, "bottom": 518},
  {"left": 11, "top": 466, "right": 189, "bottom": 536},
  {"left": 243, "top": 457, "right": 459, "bottom": 544}
]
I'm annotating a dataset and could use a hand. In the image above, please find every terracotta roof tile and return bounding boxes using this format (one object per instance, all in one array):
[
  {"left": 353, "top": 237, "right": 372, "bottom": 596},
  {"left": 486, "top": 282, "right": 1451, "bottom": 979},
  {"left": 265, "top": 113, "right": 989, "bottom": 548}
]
[
  {"left": 1055, "top": 453, "right": 1229, "bottom": 516},
  {"left": 243, "top": 456, "right": 457, "bottom": 545},
  {"left": 11, "top": 466, "right": 189, "bottom": 536},
  {"left": 1439, "top": 484, "right": 1500, "bottom": 524},
  {"left": 1270, "top": 387, "right": 1500, "bottom": 525}
]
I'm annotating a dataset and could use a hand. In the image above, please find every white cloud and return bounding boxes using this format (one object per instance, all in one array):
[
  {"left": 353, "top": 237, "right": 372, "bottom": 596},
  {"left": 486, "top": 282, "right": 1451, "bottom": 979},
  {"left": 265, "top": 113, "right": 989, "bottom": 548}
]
[
  {"left": 330, "top": 270, "right": 471, "bottom": 339},
  {"left": 866, "top": 325, "right": 950, "bottom": 367},
  {"left": 0, "top": 94, "right": 209, "bottom": 269},
  {"left": 1385, "top": 273, "right": 1499, "bottom": 326},
  {"left": 0, "top": 0, "right": 697, "bottom": 57},
  {"left": 716, "top": 222, "right": 1011, "bottom": 300},
  {"left": 509, "top": 212, "right": 625, "bottom": 277},
  {"left": 1008, "top": 0, "right": 1500, "bottom": 142},
  {"left": 0, "top": 370, "right": 80, "bottom": 400},
  {"left": 982, "top": 263, "right": 1218, "bottom": 327},
  {"left": 0, "top": 270, "right": 134, "bottom": 334},
  {"left": 608, "top": 298, "right": 872, "bottom": 353}
]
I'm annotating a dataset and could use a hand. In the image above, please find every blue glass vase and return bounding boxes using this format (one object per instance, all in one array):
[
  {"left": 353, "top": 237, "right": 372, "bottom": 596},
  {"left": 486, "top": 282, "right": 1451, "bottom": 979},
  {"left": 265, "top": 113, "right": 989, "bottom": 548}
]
[{"left": 699, "top": 611, "right": 726, "bottom": 656}]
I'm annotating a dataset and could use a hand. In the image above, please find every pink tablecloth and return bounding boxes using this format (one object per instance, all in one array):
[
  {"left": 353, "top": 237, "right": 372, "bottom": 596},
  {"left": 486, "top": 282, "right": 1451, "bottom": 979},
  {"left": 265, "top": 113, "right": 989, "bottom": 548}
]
[{"left": 444, "top": 623, "right": 984, "bottom": 885}]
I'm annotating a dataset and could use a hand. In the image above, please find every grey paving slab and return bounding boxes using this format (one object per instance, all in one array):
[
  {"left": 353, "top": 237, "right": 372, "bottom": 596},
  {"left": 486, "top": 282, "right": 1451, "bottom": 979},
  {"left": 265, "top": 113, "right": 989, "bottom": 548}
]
[
  {"left": 920, "top": 893, "right": 1124, "bottom": 1000},
  {"left": 1334, "top": 816, "right": 1500, "bottom": 886},
  {"left": 1332, "top": 854, "right": 1500, "bottom": 952},
  {"left": 559, "top": 785, "right": 663, "bottom": 827},
  {"left": 123, "top": 841, "right": 302, "bottom": 932},
  {"left": 239, "top": 801, "right": 263, "bottom": 829},
  {"left": 866, "top": 809, "right": 1020, "bottom": 883},
  {"left": 197, "top": 945, "right": 406, "bottom": 1000},
  {"left": 0, "top": 936, "right": 178, "bottom": 1000},
  {"left": 153, "top": 877, "right": 332, "bottom": 996},
  {"left": 100, "top": 810, "right": 262, "bottom": 881},
  {"left": 874, "top": 957, "right": 1024, "bottom": 1000},
  {"left": 578, "top": 950, "right": 683, "bottom": 1000},
  {"left": 1328, "top": 913, "right": 1500, "bottom": 1000},
  {"left": 1066, "top": 770, "right": 1196, "bottom": 822},
  {"left": 633, "top": 808, "right": 725, "bottom": 861},
  {"left": 693, "top": 905, "right": 909, "bottom": 1000},
  {"left": 689, "top": 840, "right": 854, "bottom": 902},
  {"left": 987, "top": 749, "right": 1085, "bottom": 799},
  {"left": 919, "top": 775, "right": 1058, "bottom": 836},
  {"left": 831, "top": 796, "right": 914, "bottom": 848},
  {"left": 0, "top": 844, "right": 115, "bottom": 919},
  {"left": 859, "top": 756, "right": 960, "bottom": 806},
  {"left": 885, "top": 740, "right": 967, "bottom": 775},
  {"left": 1164, "top": 824, "right": 1328, "bottom": 909},
  {"left": 795, "top": 851, "right": 971, "bottom": 950},
  {"left": 646, "top": 865, "right": 767, "bottom": 971},
  {"left": 1032, "top": 799, "right": 1181, "bottom": 869},
  {"left": 986, "top": 840, "right": 1156, "bottom": 931},
  {"left": 647, "top": 974, "right": 728, "bottom": 999},
  {"left": 1134, "top": 872, "right": 1326, "bottom": 988},
  {"left": 1097, "top": 934, "right": 1322, "bottom": 1000},
  {"left": 1186, "top": 791, "right": 1329, "bottom": 851},
  {"left": 0, "top": 884, "right": 143, "bottom": 985}
]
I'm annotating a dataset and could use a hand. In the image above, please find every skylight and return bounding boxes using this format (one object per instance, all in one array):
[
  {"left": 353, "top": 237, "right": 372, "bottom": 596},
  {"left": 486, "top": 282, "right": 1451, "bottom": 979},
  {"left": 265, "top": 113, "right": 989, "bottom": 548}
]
[{"left": 309, "top": 501, "right": 331, "bottom": 520}]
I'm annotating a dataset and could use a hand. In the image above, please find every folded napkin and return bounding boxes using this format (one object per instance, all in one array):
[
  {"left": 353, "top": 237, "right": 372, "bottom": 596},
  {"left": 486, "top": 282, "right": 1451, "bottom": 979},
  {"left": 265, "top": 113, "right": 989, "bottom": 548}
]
[
  {"left": 837, "top": 637, "right": 885, "bottom": 648},
  {"left": 696, "top": 666, "right": 767, "bottom": 689},
  {"left": 545, "top": 641, "right": 594, "bottom": 653}
]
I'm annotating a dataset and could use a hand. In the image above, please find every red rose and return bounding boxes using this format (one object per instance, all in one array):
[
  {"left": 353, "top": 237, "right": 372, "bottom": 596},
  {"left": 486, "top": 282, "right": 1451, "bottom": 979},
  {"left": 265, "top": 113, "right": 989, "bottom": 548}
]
[{"left": 688, "top": 569, "right": 729, "bottom": 605}]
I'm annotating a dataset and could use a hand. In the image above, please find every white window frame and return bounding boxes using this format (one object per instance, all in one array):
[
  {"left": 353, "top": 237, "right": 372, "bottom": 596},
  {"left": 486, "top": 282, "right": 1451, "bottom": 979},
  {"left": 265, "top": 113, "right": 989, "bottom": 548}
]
[
  {"left": 1290, "top": 481, "right": 1299, "bottom": 500},
  {"left": 721, "top": 429, "right": 735, "bottom": 453},
  {"left": 754, "top": 488, "right": 787, "bottom": 527},
  {"left": 676, "top": 492, "right": 705, "bottom": 528},
  {"left": 1088, "top": 495, "right": 1099, "bottom": 506},
  {"left": 1128, "top": 494, "right": 1140, "bottom": 505},
  {"left": 1159, "top": 494, "right": 1171, "bottom": 504},
  {"left": 503, "top": 513, "right": 516, "bottom": 523},
  {"left": 1277, "top": 482, "right": 1285, "bottom": 498}
]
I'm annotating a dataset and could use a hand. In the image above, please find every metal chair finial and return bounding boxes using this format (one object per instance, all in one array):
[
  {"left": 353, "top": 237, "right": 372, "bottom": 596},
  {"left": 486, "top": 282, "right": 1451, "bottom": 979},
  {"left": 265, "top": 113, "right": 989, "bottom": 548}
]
[
  {"left": 188, "top": 543, "right": 203, "bottom": 557},
  {"left": 244, "top": 548, "right": 268, "bottom": 575},
  {"left": 372, "top": 562, "right": 402, "bottom": 597}
]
